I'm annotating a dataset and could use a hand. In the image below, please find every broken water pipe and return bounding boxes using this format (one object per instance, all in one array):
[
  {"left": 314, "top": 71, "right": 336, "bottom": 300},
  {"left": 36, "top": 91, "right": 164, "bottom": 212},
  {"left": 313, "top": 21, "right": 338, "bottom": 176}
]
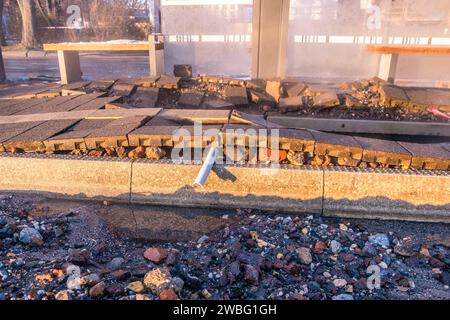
[{"left": 193, "top": 138, "right": 221, "bottom": 188}]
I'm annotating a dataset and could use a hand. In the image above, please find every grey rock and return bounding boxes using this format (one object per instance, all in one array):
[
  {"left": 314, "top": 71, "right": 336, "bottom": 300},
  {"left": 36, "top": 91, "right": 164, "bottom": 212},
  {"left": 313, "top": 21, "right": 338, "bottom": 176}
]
[
  {"left": 332, "top": 294, "right": 354, "bottom": 301},
  {"left": 330, "top": 240, "right": 342, "bottom": 254},
  {"left": 107, "top": 257, "right": 125, "bottom": 271},
  {"left": 197, "top": 235, "right": 210, "bottom": 245},
  {"left": 297, "top": 247, "right": 313, "bottom": 265},
  {"left": 368, "top": 234, "right": 390, "bottom": 248},
  {"left": 19, "top": 227, "right": 43, "bottom": 245}
]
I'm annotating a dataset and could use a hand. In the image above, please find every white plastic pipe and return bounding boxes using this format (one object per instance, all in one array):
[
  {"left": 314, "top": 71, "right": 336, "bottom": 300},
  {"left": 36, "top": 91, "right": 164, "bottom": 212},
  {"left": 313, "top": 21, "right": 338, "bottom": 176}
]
[{"left": 193, "top": 145, "right": 219, "bottom": 188}]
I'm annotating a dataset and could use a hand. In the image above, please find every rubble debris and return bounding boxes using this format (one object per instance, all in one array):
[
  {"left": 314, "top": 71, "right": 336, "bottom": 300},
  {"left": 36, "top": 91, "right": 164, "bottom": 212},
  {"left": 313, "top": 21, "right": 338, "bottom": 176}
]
[
  {"left": 265, "top": 79, "right": 282, "bottom": 102},
  {"left": 174, "top": 65, "right": 193, "bottom": 79},
  {"left": 0, "top": 194, "right": 450, "bottom": 300},
  {"left": 313, "top": 91, "right": 340, "bottom": 109},
  {"left": 279, "top": 96, "right": 303, "bottom": 113},
  {"left": 283, "top": 81, "right": 308, "bottom": 97},
  {"left": 223, "top": 86, "right": 249, "bottom": 106}
]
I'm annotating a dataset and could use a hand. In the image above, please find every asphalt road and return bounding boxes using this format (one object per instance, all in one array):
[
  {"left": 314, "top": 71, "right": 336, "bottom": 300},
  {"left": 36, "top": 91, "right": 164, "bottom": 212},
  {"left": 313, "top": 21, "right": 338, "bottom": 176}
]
[{"left": 3, "top": 50, "right": 150, "bottom": 81}]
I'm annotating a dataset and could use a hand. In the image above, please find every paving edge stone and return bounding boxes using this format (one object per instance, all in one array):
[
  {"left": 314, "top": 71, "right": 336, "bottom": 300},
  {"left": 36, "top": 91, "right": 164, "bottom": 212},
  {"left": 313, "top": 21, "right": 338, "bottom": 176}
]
[{"left": 0, "top": 154, "right": 449, "bottom": 222}]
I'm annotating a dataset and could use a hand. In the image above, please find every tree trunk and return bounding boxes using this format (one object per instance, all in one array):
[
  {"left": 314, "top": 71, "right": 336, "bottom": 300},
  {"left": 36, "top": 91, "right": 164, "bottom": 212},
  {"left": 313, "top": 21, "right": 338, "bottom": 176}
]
[
  {"left": 0, "top": 0, "right": 6, "bottom": 46},
  {"left": 18, "top": 0, "right": 39, "bottom": 48},
  {"left": 0, "top": 46, "right": 6, "bottom": 82}
]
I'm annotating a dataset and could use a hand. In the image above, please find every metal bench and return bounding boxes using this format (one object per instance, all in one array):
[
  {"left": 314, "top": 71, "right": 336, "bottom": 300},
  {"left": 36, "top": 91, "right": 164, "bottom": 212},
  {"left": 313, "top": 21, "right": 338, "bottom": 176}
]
[
  {"left": 368, "top": 45, "right": 450, "bottom": 83},
  {"left": 43, "top": 35, "right": 165, "bottom": 84}
]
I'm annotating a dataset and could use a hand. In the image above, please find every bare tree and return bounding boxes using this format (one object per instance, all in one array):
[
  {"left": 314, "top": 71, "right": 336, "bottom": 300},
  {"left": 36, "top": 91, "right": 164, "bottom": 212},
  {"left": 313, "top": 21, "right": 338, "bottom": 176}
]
[
  {"left": 17, "top": 0, "right": 39, "bottom": 48},
  {"left": 0, "top": 0, "right": 6, "bottom": 45}
]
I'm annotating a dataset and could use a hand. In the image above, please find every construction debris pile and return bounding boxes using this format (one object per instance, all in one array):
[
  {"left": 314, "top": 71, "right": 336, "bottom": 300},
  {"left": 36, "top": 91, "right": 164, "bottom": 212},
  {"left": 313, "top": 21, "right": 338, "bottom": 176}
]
[{"left": 0, "top": 75, "right": 449, "bottom": 171}]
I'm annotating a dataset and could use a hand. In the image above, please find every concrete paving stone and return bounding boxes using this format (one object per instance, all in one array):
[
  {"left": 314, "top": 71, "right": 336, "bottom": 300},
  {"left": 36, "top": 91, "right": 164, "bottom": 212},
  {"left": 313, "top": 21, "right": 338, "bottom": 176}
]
[
  {"left": 62, "top": 81, "right": 91, "bottom": 91},
  {"left": 85, "top": 117, "right": 147, "bottom": 149},
  {"left": 70, "top": 119, "right": 115, "bottom": 131},
  {"left": 177, "top": 125, "right": 223, "bottom": 148},
  {"left": 159, "top": 109, "right": 231, "bottom": 124},
  {"left": 86, "top": 80, "right": 116, "bottom": 91},
  {"left": 249, "top": 90, "right": 276, "bottom": 106},
  {"left": 323, "top": 169, "right": 450, "bottom": 223},
  {"left": 0, "top": 130, "right": 28, "bottom": 144},
  {"left": 155, "top": 75, "right": 180, "bottom": 89},
  {"left": 128, "top": 125, "right": 181, "bottom": 147},
  {"left": 54, "top": 93, "right": 106, "bottom": 111},
  {"left": 0, "top": 84, "right": 54, "bottom": 100},
  {"left": 201, "top": 97, "right": 234, "bottom": 110},
  {"left": 0, "top": 121, "right": 43, "bottom": 134},
  {"left": 0, "top": 155, "right": 132, "bottom": 201},
  {"left": 45, "top": 129, "right": 92, "bottom": 151},
  {"left": 2, "top": 119, "right": 80, "bottom": 152},
  {"left": 16, "top": 93, "right": 104, "bottom": 115},
  {"left": 398, "top": 141, "right": 450, "bottom": 170},
  {"left": 13, "top": 95, "right": 78, "bottom": 115},
  {"left": 279, "top": 96, "right": 303, "bottom": 112},
  {"left": 177, "top": 90, "right": 205, "bottom": 108},
  {"left": 134, "top": 76, "right": 160, "bottom": 87},
  {"left": 284, "top": 81, "right": 308, "bottom": 97},
  {"left": 310, "top": 130, "right": 363, "bottom": 160},
  {"left": 380, "top": 84, "right": 410, "bottom": 107},
  {"left": 274, "top": 128, "right": 316, "bottom": 153},
  {"left": 111, "top": 83, "right": 137, "bottom": 97},
  {"left": 354, "top": 136, "right": 412, "bottom": 168},
  {"left": 131, "top": 162, "right": 324, "bottom": 214},
  {"left": 222, "top": 123, "right": 266, "bottom": 147},
  {"left": 0, "top": 99, "right": 50, "bottom": 116},
  {"left": 313, "top": 91, "right": 340, "bottom": 108},
  {"left": 230, "top": 111, "right": 266, "bottom": 127},
  {"left": 144, "top": 115, "right": 180, "bottom": 126},
  {"left": 131, "top": 87, "right": 160, "bottom": 108},
  {"left": 85, "top": 108, "right": 161, "bottom": 122},
  {"left": 224, "top": 86, "right": 249, "bottom": 106},
  {"left": 265, "top": 79, "right": 281, "bottom": 102},
  {"left": 72, "top": 96, "right": 123, "bottom": 111},
  {"left": 405, "top": 88, "right": 450, "bottom": 110}
]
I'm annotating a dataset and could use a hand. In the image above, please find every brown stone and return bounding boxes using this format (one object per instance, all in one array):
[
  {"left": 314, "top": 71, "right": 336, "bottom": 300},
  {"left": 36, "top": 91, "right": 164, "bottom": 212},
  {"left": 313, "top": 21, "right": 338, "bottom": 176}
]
[
  {"left": 144, "top": 247, "right": 169, "bottom": 264},
  {"left": 145, "top": 147, "right": 166, "bottom": 160},
  {"left": 128, "top": 146, "right": 146, "bottom": 159},
  {"left": 89, "top": 281, "right": 107, "bottom": 298},
  {"left": 313, "top": 91, "right": 340, "bottom": 108},
  {"left": 106, "top": 283, "right": 125, "bottom": 296},
  {"left": 128, "top": 281, "right": 146, "bottom": 294},
  {"left": 314, "top": 241, "right": 327, "bottom": 253},
  {"left": 55, "top": 290, "right": 72, "bottom": 301},
  {"left": 111, "top": 270, "right": 131, "bottom": 281},
  {"left": 297, "top": 247, "right": 313, "bottom": 265},
  {"left": 159, "top": 289, "right": 178, "bottom": 300}
]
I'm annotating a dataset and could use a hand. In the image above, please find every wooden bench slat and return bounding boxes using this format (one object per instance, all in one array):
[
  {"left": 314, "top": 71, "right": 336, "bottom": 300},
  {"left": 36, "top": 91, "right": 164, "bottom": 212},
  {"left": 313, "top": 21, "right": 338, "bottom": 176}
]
[
  {"left": 43, "top": 43, "right": 150, "bottom": 52},
  {"left": 368, "top": 45, "right": 450, "bottom": 55}
]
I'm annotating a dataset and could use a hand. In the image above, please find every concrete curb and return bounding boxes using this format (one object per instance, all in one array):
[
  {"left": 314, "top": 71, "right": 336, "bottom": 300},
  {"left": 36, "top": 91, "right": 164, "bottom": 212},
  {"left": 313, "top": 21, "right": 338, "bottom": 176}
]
[{"left": 0, "top": 154, "right": 449, "bottom": 222}]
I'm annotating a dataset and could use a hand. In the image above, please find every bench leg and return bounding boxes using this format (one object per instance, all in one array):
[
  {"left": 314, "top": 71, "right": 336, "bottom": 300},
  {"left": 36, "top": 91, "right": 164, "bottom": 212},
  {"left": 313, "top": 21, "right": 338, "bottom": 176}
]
[
  {"left": 378, "top": 53, "right": 398, "bottom": 83},
  {"left": 57, "top": 50, "right": 82, "bottom": 84},
  {"left": 149, "top": 35, "right": 165, "bottom": 77}
]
